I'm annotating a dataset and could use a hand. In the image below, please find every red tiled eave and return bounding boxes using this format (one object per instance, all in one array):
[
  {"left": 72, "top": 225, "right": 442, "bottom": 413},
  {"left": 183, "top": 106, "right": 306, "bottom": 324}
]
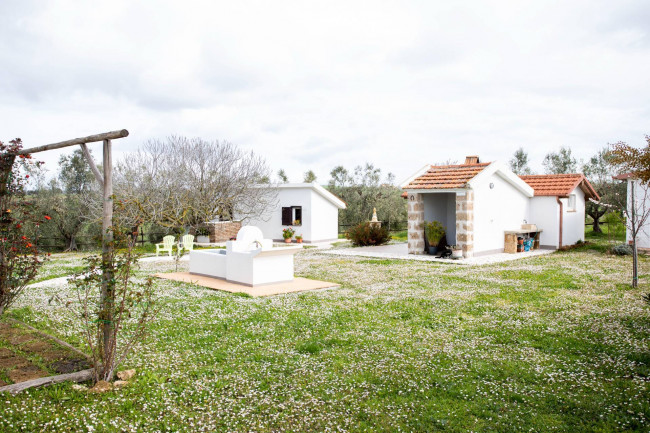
[
  {"left": 403, "top": 162, "right": 491, "bottom": 190},
  {"left": 519, "top": 174, "right": 599, "bottom": 200}
]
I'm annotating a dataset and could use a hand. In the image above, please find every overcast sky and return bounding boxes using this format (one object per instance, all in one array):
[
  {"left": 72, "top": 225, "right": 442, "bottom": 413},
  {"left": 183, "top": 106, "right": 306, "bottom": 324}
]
[{"left": 1, "top": 0, "right": 648, "bottom": 184}]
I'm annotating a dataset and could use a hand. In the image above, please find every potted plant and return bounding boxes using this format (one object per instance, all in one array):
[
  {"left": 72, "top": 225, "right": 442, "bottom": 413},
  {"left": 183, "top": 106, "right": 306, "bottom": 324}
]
[
  {"left": 449, "top": 245, "right": 463, "bottom": 259},
  {"left": 424, "top": 220, "right": 445, "bottom": 255},
  {"left": 295, "top": 234, "right": 303, "bottom": 244},
  {"left": 282, "top": 227, "right": 295, "bottom": 243},
  {"left": 196, "top": 227, "right": 210, "bottom": 244}
]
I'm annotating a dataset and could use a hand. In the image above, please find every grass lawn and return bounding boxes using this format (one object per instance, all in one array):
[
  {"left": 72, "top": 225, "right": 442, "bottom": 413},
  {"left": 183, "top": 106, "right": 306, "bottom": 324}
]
[{"left": 1, "top": 240, "right": 649, "bottom": 432}]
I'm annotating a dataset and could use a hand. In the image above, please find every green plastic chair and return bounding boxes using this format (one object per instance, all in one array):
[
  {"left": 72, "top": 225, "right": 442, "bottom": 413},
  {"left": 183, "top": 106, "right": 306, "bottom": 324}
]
[
  {"left": 156, "top": 235, "right": 175, "bottom": 257},
  {"left": 181, "top": 234, "right": 195, "bottom": 251}
]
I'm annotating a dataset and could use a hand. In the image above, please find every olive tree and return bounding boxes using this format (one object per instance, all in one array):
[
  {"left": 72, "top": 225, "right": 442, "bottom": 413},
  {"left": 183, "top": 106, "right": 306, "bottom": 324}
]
[
  {"left": 327, "top": 163, "right": 406, "bottom": 232},
  {"left": 543, "top": 146, "right": 577, "bottom": 174},
  {"left": 509, "top": 148, "right": 532, "bottom": 175},
  {"left": 35, "top": 149, "right": 97, "bottom": 251},
  {"left": 582, "top": 147, "right": 624, "bottom": 234}
]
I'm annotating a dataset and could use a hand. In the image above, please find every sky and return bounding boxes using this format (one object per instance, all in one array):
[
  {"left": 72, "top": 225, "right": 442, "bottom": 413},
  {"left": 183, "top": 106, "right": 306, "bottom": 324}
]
[{"left": 1, "top": 0, "right": 649, "bottom": 184}]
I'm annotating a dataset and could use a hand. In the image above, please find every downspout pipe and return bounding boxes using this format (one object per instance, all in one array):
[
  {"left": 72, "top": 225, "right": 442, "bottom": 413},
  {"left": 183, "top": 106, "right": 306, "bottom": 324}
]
[{"left": 556, "top": 196, "right": 564, "bottom": 249}]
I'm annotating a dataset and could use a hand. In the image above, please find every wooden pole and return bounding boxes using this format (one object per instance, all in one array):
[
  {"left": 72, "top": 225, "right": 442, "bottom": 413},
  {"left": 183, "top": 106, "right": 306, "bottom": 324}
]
[
  {"left": 100, "top": 139, "right": 114, "bottom": 374},
  {"left": 15, "top": 130, "right": 128, "bottom": 155},
  {"left": 79, "top": 143, "right": 104, "bottom": 188},
  {"left": 0, "top": 368, "right": 95, "bottom": 395}
]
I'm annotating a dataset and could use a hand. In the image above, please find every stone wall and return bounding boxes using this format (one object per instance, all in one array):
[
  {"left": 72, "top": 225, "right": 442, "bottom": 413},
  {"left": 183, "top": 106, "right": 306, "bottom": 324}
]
[
  {"left": 407, "top": 193, "right": 425, "bottom": 254},
  {"left": 455, "top": 190, "right": 474, "bottom": 258},
  {"left": 208, "top": 221, "right": 242, "bottom": 242}
]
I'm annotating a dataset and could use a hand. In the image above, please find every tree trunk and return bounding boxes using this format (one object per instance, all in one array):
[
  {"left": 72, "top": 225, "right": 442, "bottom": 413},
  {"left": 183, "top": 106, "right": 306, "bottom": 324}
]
[
  {"left": 592, "top": 218, "right": 602, "bottom": 234},
  {"left": 632, "top": 239, "right": 638, "bottom": 288},
  {"left": 65, "top": 236, "right": 78, "bottom": 252}
]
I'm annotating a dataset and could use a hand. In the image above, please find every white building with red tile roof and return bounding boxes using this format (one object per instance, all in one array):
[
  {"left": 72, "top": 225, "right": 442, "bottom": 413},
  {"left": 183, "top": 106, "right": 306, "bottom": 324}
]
[{"left": 401, "top": 156, "right": 599, "bottom": 257}]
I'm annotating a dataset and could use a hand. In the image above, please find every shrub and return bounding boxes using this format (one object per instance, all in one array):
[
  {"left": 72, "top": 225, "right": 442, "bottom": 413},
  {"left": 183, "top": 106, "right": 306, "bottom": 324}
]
[
  {"left": 611, "top": 244, "right": 633, "bottom": 256},
  {"left": 424, "top": 221, "right": 445, "bottom": 246},
  {"left": 346, "top": 222, "right": 390, "bottom": 246}
]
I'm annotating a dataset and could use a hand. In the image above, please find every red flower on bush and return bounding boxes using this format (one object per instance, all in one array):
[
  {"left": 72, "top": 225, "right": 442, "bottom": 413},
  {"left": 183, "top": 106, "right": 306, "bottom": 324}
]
[{"left": 44, "top": 215, "right": 51, "bottom": 220}]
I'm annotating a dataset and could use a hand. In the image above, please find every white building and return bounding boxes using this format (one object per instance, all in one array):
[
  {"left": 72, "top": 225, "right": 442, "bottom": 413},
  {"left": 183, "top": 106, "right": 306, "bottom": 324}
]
[
  {"left": 613, "top": 173, "right": 650, "bottom": 251},
  {"left": 242, "top": 183, "right": 346, "bottom": 243},
  {"left": 401, "top": 156, "right": 599, "bottom": 257}
]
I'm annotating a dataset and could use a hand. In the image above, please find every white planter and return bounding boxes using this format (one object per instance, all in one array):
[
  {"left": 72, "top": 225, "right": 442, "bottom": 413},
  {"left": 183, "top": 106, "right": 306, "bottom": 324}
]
[
  {"left": 196, "top": 235, "right": 210, "bottom": 243},
  {"left": 451, "top": 249, "right": 463, "bottom": 259}
]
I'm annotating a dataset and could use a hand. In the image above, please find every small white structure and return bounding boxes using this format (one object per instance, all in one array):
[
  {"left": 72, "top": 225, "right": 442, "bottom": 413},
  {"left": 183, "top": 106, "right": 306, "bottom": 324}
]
[
  {"left": 241, "top": 183, "right": 346, "bottom": 243},
  {"left": 189, "top": 226, "right": 301, "bottom": 286},
  {"left": 613, "top": 173, "right": 650, "bottom": 250},
  {"left": 401, "top": 156, "right": 599, "bottom": 257}
]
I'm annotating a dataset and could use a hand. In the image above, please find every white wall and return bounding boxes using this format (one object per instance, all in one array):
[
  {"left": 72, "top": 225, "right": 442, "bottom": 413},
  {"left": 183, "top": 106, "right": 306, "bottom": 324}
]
[
  {"left": 562, "top": 186, "right": 586, "bottom": 246},
  {"left": 473, "top": 172, "right": 531, "bottom": 254},
  {"left": 309, "top": 191, "right": 340, "bottom": 242},
  {"left": 423, "top": 193, "right": 456, "bottom": 243},
  {"left": 244, "top": 188, "right": 312, "bottom": 241},
  {"left": 530, "top": 196, "right": 559, "bottom": 248},
  {"left": 242, "top": 187, "right": 341, "bottom": 242},
  {"left": 627, "top": 179, "right": 650, "bottom": 249}
]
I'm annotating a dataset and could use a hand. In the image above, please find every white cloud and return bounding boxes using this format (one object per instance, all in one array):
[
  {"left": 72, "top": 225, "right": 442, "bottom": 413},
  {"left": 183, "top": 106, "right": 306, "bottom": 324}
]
[{"left": 1, "top": 0, "right": 648, "bottom": 182}]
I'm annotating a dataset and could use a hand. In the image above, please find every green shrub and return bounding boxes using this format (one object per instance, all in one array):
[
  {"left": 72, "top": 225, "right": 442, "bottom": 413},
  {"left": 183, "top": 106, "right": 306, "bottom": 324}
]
[
  {"left": 611, "top": 244, "right": 633, "bottom": 256},
  {"left": 424, "top": 221, "right": 445, "bottom": 246},
  {"left": 346, "top": 222, "right": 390, "bottom": 246}
]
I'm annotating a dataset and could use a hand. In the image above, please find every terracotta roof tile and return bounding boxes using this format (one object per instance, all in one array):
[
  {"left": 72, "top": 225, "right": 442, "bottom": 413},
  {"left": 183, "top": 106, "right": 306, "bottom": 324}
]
[
  {"left": 404, "top": 162, "right": 491, "bottom": 190},
  {"left": 519, "top": 174, "right": 599, "bottom": 200}
]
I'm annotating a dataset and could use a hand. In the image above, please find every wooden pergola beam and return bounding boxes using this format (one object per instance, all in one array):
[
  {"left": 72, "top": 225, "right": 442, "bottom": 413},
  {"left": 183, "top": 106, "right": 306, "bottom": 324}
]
[{"left": 13, "top": 130, "right": 128, "bottom": 155}]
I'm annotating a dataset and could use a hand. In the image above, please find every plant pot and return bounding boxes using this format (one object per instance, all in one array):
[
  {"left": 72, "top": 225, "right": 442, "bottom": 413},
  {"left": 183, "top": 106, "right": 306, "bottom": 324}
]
[
  {"left": 196, "top": 235, "right": 210, "bottom": 243},
  {"left": 428, "top": 246, "right": 439, "bottom": 255},
  {"left": 284, "top": 238, "right": 292, "bottom": 243},
  {"left": 451, "top": 249, "right": 463, "bottom": 259},
  {"left": 296, "top": 239, "right": 303, "bottom": 244}
]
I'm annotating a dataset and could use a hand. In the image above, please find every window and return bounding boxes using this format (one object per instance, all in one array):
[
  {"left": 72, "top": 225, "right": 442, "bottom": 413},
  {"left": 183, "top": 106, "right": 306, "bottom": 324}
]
[
  {"left": 281, "top": 206, "right": 302, "bottom": 226},
  {"left": 568, "top": 194, "right": 576, "bottom": 211}
]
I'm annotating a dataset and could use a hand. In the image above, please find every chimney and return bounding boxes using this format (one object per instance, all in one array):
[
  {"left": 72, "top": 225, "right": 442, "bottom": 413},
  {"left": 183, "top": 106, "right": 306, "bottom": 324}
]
[{"left": 464, "top": 155, "right": 480, "bottom": 165}]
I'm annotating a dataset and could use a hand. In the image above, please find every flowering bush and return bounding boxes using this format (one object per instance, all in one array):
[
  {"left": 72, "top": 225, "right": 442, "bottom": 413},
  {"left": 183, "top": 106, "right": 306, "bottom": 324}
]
[
  {"left": 0, "top": 138, "right": 48, "bottom": 315},
  {"left": 282, "top": 227, "right": 295, "bottom": 239},
  {"left": 345, "top": 222, "right": 390, "bottom": 246}
]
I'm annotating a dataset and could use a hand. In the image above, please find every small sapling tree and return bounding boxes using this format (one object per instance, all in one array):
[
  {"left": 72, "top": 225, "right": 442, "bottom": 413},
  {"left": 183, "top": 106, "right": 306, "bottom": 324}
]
[
  {"left": 70, "top": 223, "right": 156, "bottom": 382},
  {"left": 609, "top": 136, "right": 650, "bottom": 290}
]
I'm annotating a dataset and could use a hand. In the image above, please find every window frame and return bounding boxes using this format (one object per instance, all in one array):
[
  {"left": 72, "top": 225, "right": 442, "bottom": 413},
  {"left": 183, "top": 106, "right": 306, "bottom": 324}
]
[
  {"left": 281, "top": 206, "right": 303, "bottom": 226},
  {"left": 567, "top": 194, "right": 576, "bottom": 212}
]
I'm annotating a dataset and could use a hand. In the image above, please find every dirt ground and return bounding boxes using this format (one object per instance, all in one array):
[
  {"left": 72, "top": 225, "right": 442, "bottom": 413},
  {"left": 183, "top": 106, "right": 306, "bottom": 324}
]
[{"left": 0, "top": 321, "right": 90, "bottom": 386}]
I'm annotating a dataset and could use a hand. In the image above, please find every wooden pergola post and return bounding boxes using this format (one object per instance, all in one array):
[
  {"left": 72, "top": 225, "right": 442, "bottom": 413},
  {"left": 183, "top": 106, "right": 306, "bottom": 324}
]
[
  {"left": 8, "top": 129, "right": 128, "bottom": 374},
  {"left": 101, "top": 138, "right": 114, "bottom": 358}
]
